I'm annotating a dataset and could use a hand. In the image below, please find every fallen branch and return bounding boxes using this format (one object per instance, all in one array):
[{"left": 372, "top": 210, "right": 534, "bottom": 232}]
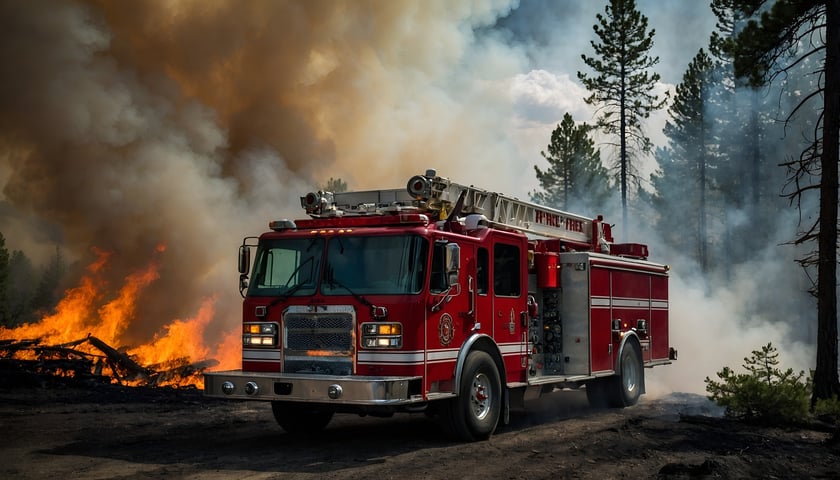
[
  {"left": 87, "top": 335, "right": 151, "bottom": 382},
  {"left": 0, "top": 335, "right": 217, "bottom": 388}
]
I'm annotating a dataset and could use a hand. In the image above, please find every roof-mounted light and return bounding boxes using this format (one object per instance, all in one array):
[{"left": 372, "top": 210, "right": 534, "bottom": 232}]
[
  {"left": 269, "top": 219, "right": 297, "bottom": 231},
  {"left": 382, "top": 204, "right": 419, "bottom": 214}
]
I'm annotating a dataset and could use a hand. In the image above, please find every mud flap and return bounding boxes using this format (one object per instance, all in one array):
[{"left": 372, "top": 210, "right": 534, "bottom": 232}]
[{"left": 503, "top": 388, "right": 510, "bottom": 425}]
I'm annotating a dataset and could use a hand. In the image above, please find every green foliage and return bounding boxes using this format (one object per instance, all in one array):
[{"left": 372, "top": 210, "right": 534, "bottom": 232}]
[
  {"left": 578, "top": 0, "right": 667, "bottom": 141},
  {"left": 322, "top": 177, "right": 348, "bottom": 193},
  {"left": 813, "top": 395, "right": 840, "bottom": 424},
  {"left": 724, "top": 0, "right": 840, "bottom": 404},
  {"left": 31, "top": 245, "right": 66, "bottom": 315},
  {"left": 531, "top": 113, "right": 611, "bottom": 211},
  {"left": 577, "top": 0, "right": 667, "bottom": 225},
  {"left": 725, "top": 0, "right": 820, "bottom": 88},
  {"left": 5, "top": 250, "right": 38, "bottom": 326},
  {"left": 0, "top": 232, "right": 67, "bottom": 328},
  {"left": 653, "top": 49, "right": 716, "bottom": 272},
  {"left": 705, "top": 343, "right": 811, "bottom": 425}
]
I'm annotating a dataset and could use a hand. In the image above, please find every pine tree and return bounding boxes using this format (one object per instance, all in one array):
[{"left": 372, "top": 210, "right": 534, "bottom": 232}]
[
  {"left": 531, "top": 113, "right": 611, "bottom": 211},
  {"left": 705, "top": 343, "right": 810, "bottom": 424},
  {"left": 32, "top": 245, "right": 65, "bottom": 315},
  {"left": 657, "top": 49, "right": 715, "bottom": 272},
  {"left": 5, "top": 250, "right": 37, "bottom": 326},
  {"left": 709, "top": 0, "right": 778, "bottom": 271},
  {"left": 726, "top": 0, "right": 840, "bottom": 406},
  {"left": 322, "top": 177, "right": 348, "bottom": 193},
  {"left": 577, "top": 0, "right": 667, "bottom": 229}
]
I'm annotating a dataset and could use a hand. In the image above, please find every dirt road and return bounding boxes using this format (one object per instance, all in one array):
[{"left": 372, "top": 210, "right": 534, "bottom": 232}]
[{"left": 1, "top": 384, "right": 837, "bottom": 479}]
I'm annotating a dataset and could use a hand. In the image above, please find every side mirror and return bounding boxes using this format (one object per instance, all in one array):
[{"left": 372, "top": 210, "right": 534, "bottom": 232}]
[
  {"left": 445, "top": 243, "right": 460, "bottom": 284},
  {"left": 238, "top": 245, "right": 251, "bottom": 274}
]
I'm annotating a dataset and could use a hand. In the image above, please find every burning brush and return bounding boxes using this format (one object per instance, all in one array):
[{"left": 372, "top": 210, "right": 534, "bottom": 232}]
[
  {"left": 0, "top": 247, "right": 238, "bottom": 389},
  {"left": 0, "top": 334, "right": 218, "bottom": 388}
]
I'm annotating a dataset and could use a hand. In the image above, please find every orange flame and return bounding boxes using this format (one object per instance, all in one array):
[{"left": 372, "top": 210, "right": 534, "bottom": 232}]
[
  {"left": 0, "top": 246, "right": 239, "bottom": 389},
  {"left": 131, "top": 296, "right": 216, "bottom": 367}
]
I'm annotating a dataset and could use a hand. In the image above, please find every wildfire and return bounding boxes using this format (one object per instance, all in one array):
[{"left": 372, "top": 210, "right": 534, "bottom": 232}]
[{"left": 0, "top": 246, "right": 239, "bottom": 389}]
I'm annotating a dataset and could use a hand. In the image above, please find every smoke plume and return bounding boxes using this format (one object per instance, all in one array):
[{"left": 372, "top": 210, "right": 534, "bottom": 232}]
[{"left": 0, "top": 0, "right": 527, "bottom": 346}]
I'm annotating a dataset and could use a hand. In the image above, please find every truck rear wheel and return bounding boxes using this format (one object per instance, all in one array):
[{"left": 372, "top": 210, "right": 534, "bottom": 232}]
[
  {"left": 271, "top": 401, "right": 334, "bottom": 434},
  {"left": 608, "top": 342, "right": 643, "bottom": 407},
  {"left": 439, "top": 350, "right": 501, "bottom": 441},
  {"left": 586, "top": 342, "right": 643, "bottom": 408}
]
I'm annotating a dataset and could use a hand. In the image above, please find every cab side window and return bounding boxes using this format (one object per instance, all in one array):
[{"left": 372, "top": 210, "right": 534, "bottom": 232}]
[
  {"left": 477, "top": 247, "right": 488, "bottom": 295},
  {"left": 430, "top": 242, "right": 447, "bottom": 293},
  {"left": 493, "top": 243, "right": 520, "bottom": 297}
]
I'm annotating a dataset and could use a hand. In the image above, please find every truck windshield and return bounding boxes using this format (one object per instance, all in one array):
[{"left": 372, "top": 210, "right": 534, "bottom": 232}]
[
  {"left": 322, "top": 235, "right": 428, "bottom": 295},
  {"left": 248, "top": 238, "right": 324, "bottom": 297}
]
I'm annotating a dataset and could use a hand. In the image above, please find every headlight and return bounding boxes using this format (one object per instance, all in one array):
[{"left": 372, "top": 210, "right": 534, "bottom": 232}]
[
  {"left": 361, "top": 322, "right": 403, "bottom": 349},
  {"left": 243, "top": 322, "right": 278, "bottom": 347}
]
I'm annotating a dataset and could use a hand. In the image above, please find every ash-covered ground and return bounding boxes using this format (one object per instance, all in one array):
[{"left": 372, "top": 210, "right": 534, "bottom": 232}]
[{"left": 1, "top": 383, "right": 837, "bottom": 479}]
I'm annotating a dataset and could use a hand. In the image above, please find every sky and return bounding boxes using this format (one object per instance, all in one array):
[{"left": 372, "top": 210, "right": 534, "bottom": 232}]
[
  {"left": 0, "top": 1, "right": 814, "bottom": 395},
  {"left": 501, "top": 0, "right": 718, "bottom": 189}
]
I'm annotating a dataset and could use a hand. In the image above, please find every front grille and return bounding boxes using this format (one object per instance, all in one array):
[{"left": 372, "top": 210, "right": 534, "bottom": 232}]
[
  {"left": 285, "top": 314, "right": 353, "bottom": 351},
  {"left": 282, "top": 306, "right": 355, "bottom": 375}
]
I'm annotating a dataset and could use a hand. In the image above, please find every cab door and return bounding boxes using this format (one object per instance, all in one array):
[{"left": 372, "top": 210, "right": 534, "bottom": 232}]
[
  {"left": 472, "top": 245, "right": 491, "bottom": 332},
  {"left": 490, "top": 237, "right": 528, "bottom": 382}
]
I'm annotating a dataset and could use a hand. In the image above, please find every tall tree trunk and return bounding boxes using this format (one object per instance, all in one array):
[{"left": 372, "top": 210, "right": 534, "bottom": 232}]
[
  {"left": 620, "top": 71, "right": 628, "bottom": 230},
  {"left": 750, "top": 91, "right": 761, "bottom": 208},
  {"left": 699, "top": 108, "right": 708, "bottom": 273},
  {"left": 563, "top": 153, "right": 570, "bottom": 209},
  {"left": 748, "top": 90, "right": 762, "bottom": 258},
  {"left": 813, "top": 0, "right": 840, "bottom": 406}
]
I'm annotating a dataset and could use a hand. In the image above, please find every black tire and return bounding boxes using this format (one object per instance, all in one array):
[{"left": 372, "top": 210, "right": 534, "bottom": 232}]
[
  {"left": 610, "top": 342, "right": 643, "bottom": 407},
  {"left": 439, "top": 350, "right": 502, "bottom": 441},
  {"left": 271, "top": 401, "right": 334, "bottom": 434},
  {"left": 585, "top": 377, "right": 610, "bottom": 408}
]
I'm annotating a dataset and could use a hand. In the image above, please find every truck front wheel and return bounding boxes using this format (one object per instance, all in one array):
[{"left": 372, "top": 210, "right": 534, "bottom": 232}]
[
  {"left": 271, "top": 401, "right": 334, "bottom": 434},
  {"left": 439, "top": 350, "right": 502, "bottom": 441}
]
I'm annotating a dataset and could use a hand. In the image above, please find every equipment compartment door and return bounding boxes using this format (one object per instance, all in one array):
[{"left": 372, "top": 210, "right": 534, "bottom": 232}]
[
  {"left": 650, "top": 274, "right": 670, "bottom": 361},
  {"left": 589, "top": 265, "right": 614, "bottom": 373}
]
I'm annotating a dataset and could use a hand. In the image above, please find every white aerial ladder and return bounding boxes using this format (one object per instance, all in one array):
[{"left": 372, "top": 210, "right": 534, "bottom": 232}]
[{"left": 301, "top": 169, "right": 613, "bottom": 252}]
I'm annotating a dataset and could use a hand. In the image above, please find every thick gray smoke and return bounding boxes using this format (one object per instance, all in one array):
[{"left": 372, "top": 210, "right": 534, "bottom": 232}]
[{"left": 0, "top": 0, "right": 526, "bottom": 347}]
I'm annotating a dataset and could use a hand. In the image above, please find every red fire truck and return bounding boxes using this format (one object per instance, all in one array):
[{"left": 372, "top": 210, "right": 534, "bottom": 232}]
[{"left": 204, "top": 169, "right": 676, "bottom": 440}]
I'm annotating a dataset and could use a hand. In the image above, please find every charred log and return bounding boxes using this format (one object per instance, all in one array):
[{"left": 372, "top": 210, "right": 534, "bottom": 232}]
[
  {"left": 0, "top": 336, "right": 215, "bottom": 388},
  {"left": 86, "top": 335, "right": 151, "bottom": 382}
]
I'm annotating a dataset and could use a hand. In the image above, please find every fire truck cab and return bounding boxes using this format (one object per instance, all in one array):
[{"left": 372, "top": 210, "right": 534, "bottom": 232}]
[{"left": 204, "top": 169, "right": 675, "bottom": 441}]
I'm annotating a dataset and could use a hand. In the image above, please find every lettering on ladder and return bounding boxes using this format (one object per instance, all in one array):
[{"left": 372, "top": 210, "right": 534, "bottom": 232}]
[{"left": 534, "top": 211, "right": 584, "bottom": 232}]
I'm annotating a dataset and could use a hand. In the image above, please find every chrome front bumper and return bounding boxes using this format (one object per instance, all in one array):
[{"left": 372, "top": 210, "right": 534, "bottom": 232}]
[{"left": 204, "top": 370, "right": 422, "bottom": 405}]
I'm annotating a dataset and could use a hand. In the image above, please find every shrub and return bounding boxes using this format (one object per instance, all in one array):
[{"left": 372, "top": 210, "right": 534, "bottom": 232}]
[
  {"left": 704, "top": 343, "right": 810, "bottom": 425},
  {"left": 814, "top": 395, "right": 840, "bottom": 424}
]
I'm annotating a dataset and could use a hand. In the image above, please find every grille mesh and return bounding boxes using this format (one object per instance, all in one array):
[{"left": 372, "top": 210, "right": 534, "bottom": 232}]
[
  {"left": 284, "top": 313, "right": 353, "bottom": 351},
  {"left": 283, "top": 311, "right": 354, "bottom": 375}
]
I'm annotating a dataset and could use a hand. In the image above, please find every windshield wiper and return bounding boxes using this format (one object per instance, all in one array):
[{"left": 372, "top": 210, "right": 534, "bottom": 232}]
[
  {"left": 325, "top": 268, "right": 374, "bottom": 310},
  {"left": 264, "top": 256, "right": 316, "bottom": 313}
]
